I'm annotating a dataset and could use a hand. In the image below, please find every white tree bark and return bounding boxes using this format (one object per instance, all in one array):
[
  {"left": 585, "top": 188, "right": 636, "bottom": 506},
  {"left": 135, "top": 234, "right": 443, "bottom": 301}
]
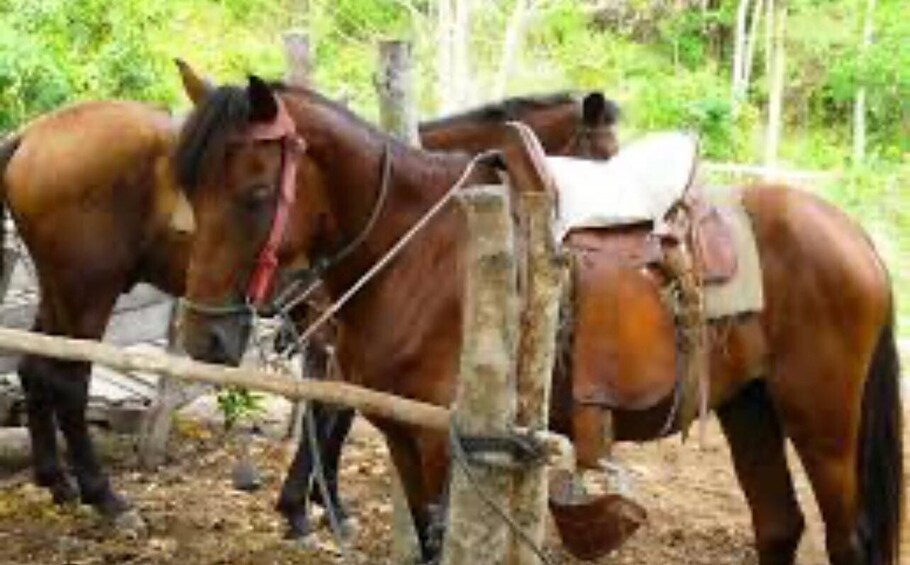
[
  {"left": 283, "top": 32, "right": 311, "bottom": 88},
  {"left": 853, "top": 0, "right": 877, "bottom": 165},
  {"left": 452, "top": 0, "right": 474, "bottom": 109},
  {"left": 742, "top": 0, "right": 764, "bottom": 90},
  {"left": 731, "top": 0, "right": 751, "bottom": 108},
  {"left": 764, "top": 0, "right": 786, "bottom": 170},
  {"left": 764, "top": 0, "right": 774, "bottom": 80},
  {"left": 493, "top": 0, "right": 531, "bottom": 99},
  {"left": 436, "top": 0, "right": 455, "bottom": 113}
]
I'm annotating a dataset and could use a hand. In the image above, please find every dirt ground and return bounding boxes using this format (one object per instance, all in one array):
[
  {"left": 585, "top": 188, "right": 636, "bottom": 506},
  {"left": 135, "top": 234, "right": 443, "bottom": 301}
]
[{"left": 0, "top": 403, "right": 907, "bottom": 565}]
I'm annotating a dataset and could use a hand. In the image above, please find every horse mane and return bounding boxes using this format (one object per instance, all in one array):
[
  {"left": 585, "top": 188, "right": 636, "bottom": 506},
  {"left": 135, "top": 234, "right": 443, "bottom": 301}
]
[
  {"left": 421, "top": 92, "right": 580, "bottom": 130},
  {"left": 174, "top": 81, "right": 397, "bottom": 192}
]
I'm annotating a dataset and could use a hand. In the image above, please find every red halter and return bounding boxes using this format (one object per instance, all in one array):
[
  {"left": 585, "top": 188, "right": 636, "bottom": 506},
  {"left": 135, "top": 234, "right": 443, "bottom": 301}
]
[{"left": 242, "top": 98, "right": 305, "bottom": 307}]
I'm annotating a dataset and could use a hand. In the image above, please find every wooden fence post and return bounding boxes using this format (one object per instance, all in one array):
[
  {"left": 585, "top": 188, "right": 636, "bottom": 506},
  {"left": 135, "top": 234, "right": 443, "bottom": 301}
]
[
  {"left": 283, "top": 31, "right": 311, "bottom": 88},
  {"left": 509, "top": 191, "right": 565, "bottom": 564},
  {"left": 376, "top": 39, "right": 420, "bottom": 143},
  {"left": 442, "top": 185, "right": 519, "bottom": 565},
  {"left": 375, "top": 38, "right": 424, "bottom": 563}
]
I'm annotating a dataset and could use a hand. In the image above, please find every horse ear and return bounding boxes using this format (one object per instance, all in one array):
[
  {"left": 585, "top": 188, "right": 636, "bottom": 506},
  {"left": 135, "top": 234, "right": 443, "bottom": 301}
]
[
  {"left": 175, "top": 58, "right": 213, "bottom": 105},
  {"left": 247, "top": 75, "right": 279, "bottom": 123},
  {"left": 582, "top": 92, "right": 620, "bottom": 127}
]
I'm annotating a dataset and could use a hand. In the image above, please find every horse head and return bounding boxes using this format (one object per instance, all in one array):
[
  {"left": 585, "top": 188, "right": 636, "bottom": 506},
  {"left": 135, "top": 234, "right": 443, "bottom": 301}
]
[{"left": 173, "top": 73, "right": 342, "bottom": 364}]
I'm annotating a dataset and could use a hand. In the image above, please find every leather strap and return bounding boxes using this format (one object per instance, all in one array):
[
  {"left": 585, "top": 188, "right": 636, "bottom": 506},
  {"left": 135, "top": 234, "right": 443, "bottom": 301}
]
[{"left": 243, "top": 98, "right": 305, "bottom": 306}]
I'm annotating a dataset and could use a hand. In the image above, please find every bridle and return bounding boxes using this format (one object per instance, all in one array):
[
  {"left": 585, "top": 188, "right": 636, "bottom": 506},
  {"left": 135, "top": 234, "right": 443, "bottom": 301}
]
[{"left": 180, "top": 95, "right": 392, "bottom": 320}]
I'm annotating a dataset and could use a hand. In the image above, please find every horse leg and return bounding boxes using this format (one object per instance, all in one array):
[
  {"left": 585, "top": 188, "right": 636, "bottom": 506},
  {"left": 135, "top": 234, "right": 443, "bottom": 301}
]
[
  {"left": 51, "top": 358, "right": 131, "bottom": 519},
  {"left": 46, "top": 289, "right": 136, "bottom": 524},
  {"left": 309, "top": 406, "right": 355, "bottom": 520},
  {"left": 417, "top": 431, "right": 452, "bottom": 557},
  {"left": 277, "top": 403, "right": 353, "bottom": 539},
  {"left": 716, "top": 381, "right": 804, "bottom": 565},
  {"left": 18, "top": 314, "right": 77, "bottom": 504},
  {"left": 769, "top": 361, "right": 868, "bottom": 564},
  {"left": 383, "top": 424, "right": 438, "bottom": 564}
]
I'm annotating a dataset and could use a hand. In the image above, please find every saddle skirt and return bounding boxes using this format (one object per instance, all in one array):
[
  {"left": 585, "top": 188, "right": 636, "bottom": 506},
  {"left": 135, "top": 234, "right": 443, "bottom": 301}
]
[{"left": 548, "top": 131, "right": 698, "bottom": 242}]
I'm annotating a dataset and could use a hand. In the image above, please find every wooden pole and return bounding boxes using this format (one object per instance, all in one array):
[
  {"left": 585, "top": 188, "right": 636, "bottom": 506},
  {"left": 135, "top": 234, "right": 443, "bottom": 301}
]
[
  {"left": 283, "top": 31, "right": 311, "bottom": 88},
  {"left": 509, "top": 191, "right": 566, "bottom": 564},
  {"left": 0, "top": 326, "right": 451, "bottom": 431},
  {"left": 442, "top": 185, "right": 519, "bottom": 565},
  {"left": 376, "top": 40, "right": 420, "bottom": 144},
  {"left": 375, "top": 38, "right": 423, "bottom": 562}
]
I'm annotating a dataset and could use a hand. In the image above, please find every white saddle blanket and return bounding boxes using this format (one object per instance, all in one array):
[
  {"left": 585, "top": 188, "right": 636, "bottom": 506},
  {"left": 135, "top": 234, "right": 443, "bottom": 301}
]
[{"left": 548, "top": 131, "right": 698, "bottom": 242}]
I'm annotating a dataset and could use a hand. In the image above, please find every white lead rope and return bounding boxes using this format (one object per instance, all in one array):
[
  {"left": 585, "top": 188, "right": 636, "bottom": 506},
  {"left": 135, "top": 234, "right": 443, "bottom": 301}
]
[{"left": 282, "top": 152, "right": 496, "bottom": 354}]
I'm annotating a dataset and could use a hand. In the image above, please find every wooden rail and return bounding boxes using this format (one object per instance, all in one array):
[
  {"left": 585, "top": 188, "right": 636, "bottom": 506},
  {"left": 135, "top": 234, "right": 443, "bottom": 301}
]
[{"left": 0, "top": 326, "right": 451, "bottom": 431}]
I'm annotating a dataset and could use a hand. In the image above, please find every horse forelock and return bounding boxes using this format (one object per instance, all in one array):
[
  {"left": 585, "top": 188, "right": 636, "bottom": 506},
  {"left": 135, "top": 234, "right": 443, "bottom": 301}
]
[{"left": 173, "top": 85, "right": 251, "bottom": 193}]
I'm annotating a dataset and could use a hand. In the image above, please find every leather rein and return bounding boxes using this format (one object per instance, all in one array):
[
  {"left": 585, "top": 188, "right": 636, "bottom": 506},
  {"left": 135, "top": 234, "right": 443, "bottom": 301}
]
[{"left": 180, "top": 96, "right": 392, "bottom": 318}]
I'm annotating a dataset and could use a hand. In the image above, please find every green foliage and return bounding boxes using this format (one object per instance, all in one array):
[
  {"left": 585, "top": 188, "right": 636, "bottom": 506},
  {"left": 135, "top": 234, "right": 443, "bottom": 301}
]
[
  {"left": 0, "top": 0, "right": 291, "bottom": 129},
  {"left": 632, "top": 68, "right": 758, "bottom": 160},
  {"left": 216, "top": 387, "right": 265, "bottom": 432}
]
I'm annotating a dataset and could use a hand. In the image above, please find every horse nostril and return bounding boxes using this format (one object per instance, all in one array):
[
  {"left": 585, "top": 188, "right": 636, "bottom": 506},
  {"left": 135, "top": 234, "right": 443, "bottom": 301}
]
[{"left": 208, "top": 330, "right": 229, "bottom": 363}]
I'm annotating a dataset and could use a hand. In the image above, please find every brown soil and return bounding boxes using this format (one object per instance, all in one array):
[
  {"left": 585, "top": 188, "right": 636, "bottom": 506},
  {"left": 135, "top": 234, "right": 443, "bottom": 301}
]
[{"left": 0, "top": 406, "right": 907, "bottom": 565}]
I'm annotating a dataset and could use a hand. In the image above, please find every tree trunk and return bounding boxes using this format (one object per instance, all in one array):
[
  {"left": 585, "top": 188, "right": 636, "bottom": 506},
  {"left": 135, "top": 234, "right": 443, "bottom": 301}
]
[
  {"left": 764, "top": 0, "right": 774, "bottom": 80},
  {"left": 436, "top": 0, "right": 455, "bottom": 113},
  {"left": 493, "top": 0, "right": 530, "bottom": 99},
  {"left": 452, "top": 0, "right": 474, "bottom": 109},
  {"left": 764, "top": 0, "right": 786, "bottom": 170},
  {"left": 853, "top": 0, "right": 877, "bottom": 165},
  {"left": 742, "top": 0, "right": 764, "bottom": 89},
  {"left": 731, "top": 0, "right": 751, "bottom": 108}
]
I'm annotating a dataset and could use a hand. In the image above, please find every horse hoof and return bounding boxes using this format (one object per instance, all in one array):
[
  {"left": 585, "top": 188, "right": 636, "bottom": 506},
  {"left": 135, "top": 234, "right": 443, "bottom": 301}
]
[
  {"left": 282, "top": 515, "right": 313, "bottom": 543},
  {"left": 50, "top": 480, "right": 79, "bottom": 506},
  {"left": 113, "top": 509, "right": 147, "bottom": 539}
]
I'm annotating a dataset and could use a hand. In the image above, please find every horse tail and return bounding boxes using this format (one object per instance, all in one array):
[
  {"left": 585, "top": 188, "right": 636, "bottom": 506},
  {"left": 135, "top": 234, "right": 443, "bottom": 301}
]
[
  {"left": 0, "top": 133, "right": 21, "bottom": 286},
  {"left": 857, "top": 303, "right": 903, "bottom": 565}
]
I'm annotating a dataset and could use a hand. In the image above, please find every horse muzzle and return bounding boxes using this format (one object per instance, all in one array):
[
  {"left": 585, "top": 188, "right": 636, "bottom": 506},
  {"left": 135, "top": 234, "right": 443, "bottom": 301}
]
[{"left": 177, "top": 300, "right": 253, "bottom": 366}]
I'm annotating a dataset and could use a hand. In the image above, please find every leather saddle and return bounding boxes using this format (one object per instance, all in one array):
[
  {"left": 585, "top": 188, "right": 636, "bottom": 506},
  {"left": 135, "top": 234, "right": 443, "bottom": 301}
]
[{"left": 501, "top": 122, "right": 738, "bottom": 466}]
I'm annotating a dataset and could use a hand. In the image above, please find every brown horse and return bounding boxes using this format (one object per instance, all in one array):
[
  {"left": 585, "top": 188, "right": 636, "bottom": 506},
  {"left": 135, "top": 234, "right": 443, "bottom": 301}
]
[
  {"left": 276, "top": 88, "right": 620, "bottom": 540},
  {"left": 0, "top": 78, "right": 619, "bottom": 530},
  {"left": 175, "top": 76, "right": 902, "bottom": 565}
]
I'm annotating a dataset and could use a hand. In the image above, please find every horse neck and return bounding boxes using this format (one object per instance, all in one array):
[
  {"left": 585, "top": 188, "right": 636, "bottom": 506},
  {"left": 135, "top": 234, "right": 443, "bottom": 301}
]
[
  {"left": 419, "top": 103, "right": 578, "bottom": 155},
  {"left": 518, "top": 104, "right": 578, "bottom": 153},
  {"left": 300, "top": 106, "right": 475, "bottom": 300},
  {"left": 419, "top": 119, "right": 507, "bottom": 154}
]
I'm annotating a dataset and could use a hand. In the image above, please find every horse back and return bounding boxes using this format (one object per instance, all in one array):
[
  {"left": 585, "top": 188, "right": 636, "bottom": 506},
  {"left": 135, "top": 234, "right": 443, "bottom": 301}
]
[
  {"left": 744, "top": 184, "right": 891, "bottom": 339},
  {"left": 6, "top": 100, "right": 173, "bottom": 212},
  {"left": 4, "top": 100, "right": 186, "bottom": 291}
]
